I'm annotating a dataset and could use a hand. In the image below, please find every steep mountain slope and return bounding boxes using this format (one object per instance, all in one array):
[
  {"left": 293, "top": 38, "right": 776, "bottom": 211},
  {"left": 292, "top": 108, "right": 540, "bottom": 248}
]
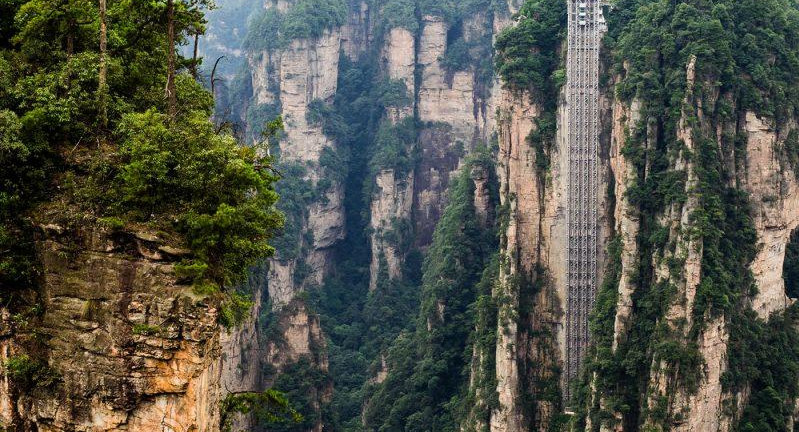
[
  {"left": 4, "top": 0, "right": 799, "bottom": 431},
  {"left": 207, "top": 0, "right": 525, "bottom": 429},
  {"left": 202, "top": 0, "right": 799, "bottom": 430},
  {"left": 0, "top": 1, "right": 284, "bottom": 430},
  {"left": 580, "top": 1, "right": 799, "bottom": 431}
]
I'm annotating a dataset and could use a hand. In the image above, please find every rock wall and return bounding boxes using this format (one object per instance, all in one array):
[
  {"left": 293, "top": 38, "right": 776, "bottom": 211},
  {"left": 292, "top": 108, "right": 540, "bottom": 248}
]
[
  {"left": 244, "top": 1, "right": 347, "bottom": 428},
  {"left": 491, "top": 90, "right": 543, "bottom": 432},
  {"left": 259, "top": 19, "right": 346, "bottom": 301},
  {"left": 743, "top": 112, "right": 799, "bottom": 319},
  {"left": 417, "top": 16, "right": 482, "bottom": 141},
  {"left": 0, "top": 225, "right": 260, "bottom": 431},
  {"left": 341, "top": 1, "right": 373, "bottom": 60},
  {"left": 413, "top": 13, "right": 495, "bottom": 248},
  {"left": 640, "top": 56, "right": 718, "bottom": 432},
  {"left": 488, "top": 74, "right": 585, "bottom": 430},
  {"left": 368, "top": 25, "right": 416, "bottom": 291},
  {"left": 607, "top": 93, "right": 641, "bottom": 354},
  {"left": 463, "top": 3, "right": 603, "bottom": 430},
  {"left": 237, "top": 2, "right": 799, "bottom": 432},
  {"left": 367, "top": 8, "right": 503, "bottom": 290},
  {"left": 369, "top": 169, "right": 414, "bottom": 290},
  {"left": 592, "top": 53, "right": 799, "bottom": 431}
]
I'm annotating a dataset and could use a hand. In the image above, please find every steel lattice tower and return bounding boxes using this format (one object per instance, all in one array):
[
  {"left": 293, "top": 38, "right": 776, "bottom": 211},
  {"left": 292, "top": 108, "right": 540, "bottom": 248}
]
[{"left": 564, "top": 0, "right": 604, "bottom": 406}]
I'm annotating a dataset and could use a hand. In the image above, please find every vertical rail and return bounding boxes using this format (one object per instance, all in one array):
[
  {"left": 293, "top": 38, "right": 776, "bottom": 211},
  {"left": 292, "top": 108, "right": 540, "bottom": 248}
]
[{"left": 564, "top": 0, "right": 603, "bottom": 406}]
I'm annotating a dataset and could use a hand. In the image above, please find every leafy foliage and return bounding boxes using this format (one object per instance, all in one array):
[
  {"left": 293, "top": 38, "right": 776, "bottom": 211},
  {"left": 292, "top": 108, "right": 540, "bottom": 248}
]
[
  {"left": 112, "top": 107, "right": 282, "bottom": 286},
  {"left": 579, "top": 0, "right": 799, "bottom": 429},
  {"left": 785, "top": 230, "right": 799, "bottom": 299},
  {"left": 244, "top": 0, "right": 347, "bottom": 51},
  {"left": 369, "top": 117, "right": 418, "bottom": 180},
  {"left": 220, "top": 389, "right": 302, "bottom": 432},
  {"left": 0, "top": 0, "right": 282, "bottom": 325},
  {"left": 379, "top": 0, "right": 418, "bottom": 32},
  {"left": 264, "top": 357, "right": 331, "bottom": 432},
  {"left": 615, "top": 0, "right": 799, "bottom": 119},
  {"left": 5, "top": 354, "right": 59, "bottom": 390},
  {"left": 455, "top": 255, "right": 500, "bottom": 431},
  {"left": 494, "top": 0, "right": 566, "bottom": 97},
  {"left": 303, "top": 53, "right": 409, "bottom": 431},
  {"left": 132, "top": 323, "right": 162, "bottom": 336},
  {"left": 494, "top": 0, "right": 566, "bottom": 178},
  {"left": 364, "top": 151, "right": 498, "bottom": 432},
  {"left": 729, "top": 306, "right": 799, "bottom": 432}
]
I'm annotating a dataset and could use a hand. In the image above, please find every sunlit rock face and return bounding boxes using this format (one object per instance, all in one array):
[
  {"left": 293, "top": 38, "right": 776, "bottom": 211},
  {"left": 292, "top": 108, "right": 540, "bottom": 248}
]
[{"left": 0, "top": 225, "right": 257, "bottom": 431}]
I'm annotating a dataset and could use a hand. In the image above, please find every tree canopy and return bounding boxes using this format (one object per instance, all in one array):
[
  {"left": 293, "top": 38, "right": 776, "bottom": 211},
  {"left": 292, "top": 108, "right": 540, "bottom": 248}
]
[{"left": 0, "top": 0, "right": 282, "bottom": 312}]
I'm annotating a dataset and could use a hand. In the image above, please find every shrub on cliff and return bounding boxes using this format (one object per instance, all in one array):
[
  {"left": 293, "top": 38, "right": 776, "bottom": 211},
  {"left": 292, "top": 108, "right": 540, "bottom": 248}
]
[
  {"left": 494, "top": 0, "right": 567, "bottom": 96},
  {"left": 0, "top": 1, "right": 283, "bottom": 307},
  {"left": 244, "top": 0, "right": 347, "bottom": 51},
  {"left": 113, "top": 105, "right": 282, "bottom": 286}
]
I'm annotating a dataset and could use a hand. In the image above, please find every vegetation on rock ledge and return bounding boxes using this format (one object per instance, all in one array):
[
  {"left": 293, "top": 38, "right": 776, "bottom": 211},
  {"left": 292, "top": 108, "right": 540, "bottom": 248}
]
[
  {"left": 0, "top": 0, "right": 282, "bottom": 304},
  {"left": 580, "top": 0, "right": 799, "bottom": 430},
  {"left": 364, "top": 150, "right": 499, "bottom": 432}
]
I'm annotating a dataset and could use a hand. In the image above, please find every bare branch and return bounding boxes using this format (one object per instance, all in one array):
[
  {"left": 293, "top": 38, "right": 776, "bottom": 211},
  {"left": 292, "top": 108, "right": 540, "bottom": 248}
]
[{"left": 210, "top": 56, "right": 226, "bottom": 95}]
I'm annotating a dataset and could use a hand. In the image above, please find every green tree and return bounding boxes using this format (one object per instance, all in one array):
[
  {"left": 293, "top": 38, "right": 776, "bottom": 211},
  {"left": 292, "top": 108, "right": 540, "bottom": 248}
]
[
  {"left": 364, "top": 151, "right": 498, "bottom": 432},
  {"left": 0, "top": 0, "right": 282, "bottom": 316},
  {"left": 220, "top": 389, "right": 302, "bottom": 432}
]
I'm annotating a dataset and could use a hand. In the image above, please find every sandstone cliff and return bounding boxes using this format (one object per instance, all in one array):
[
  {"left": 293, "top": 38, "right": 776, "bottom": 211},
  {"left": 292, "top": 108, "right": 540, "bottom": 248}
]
[
  {"left": 0, "top": 223, "right": 261, "bottom": 431},
  {"left": 243, "top": 1, "right": 347, "bottom": 428},
  {"left": 585, "top": 13, "right": 799, "bottom": 429},
  {"left": 191, "top": 1, "right": 799, "bottom": 431}
]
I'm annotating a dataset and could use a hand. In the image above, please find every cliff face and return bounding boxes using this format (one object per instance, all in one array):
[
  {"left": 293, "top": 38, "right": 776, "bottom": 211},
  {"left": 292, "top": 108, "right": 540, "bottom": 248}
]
[
  {"left": 368, "top": 25, "right": 415, "bottom": 291},
  {"left": 413, "top": 13, "right": 495, "bottom": 247},
  {"left": 243, "top": 1, "right": 347, "bottom": 428},
  {"left": 366, "top": 10, "right": 500, "bottom": 291},
  {"left": 491, "top": 88, "right": 555, "bottom": 432},
  {"left": 488, "top": 60, "right": 609, "bottom": 432},
  {"left": 744, "top": 112, "right": 799, "bottom": 319},
  {"left": 463, "top": 1, "right": 575, "bottom": 430},
  {"left": 583, "top": 0, "right": 799, "bottom": 428},
  {"left": 590, "top": 59, "right": 799, "bottom": 432},
  {"left": 0, "top": 224, "right": 259, "bottom": 431},
  {"left": 467, "top": 1, "right": 799, "bottom": 431},
  {"left": 260, "top": 27, "right": 345, "bottom": 310},
  {"left": 40, "top": 0, "right": 791, "bottom": 431}
]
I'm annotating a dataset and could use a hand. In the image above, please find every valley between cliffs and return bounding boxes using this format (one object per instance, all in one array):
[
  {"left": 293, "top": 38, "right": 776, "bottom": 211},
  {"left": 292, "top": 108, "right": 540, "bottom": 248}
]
[{"left": 4, "top": 0, "right": 799, "bottom": 431}]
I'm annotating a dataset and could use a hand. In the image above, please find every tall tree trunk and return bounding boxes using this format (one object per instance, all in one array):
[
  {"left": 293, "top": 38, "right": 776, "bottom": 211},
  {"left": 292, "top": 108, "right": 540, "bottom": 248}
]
[
  {"left": 165, "top": 0, "right": 177, "bottom": 118},
  {"left": 191, "top": 32, "right": 199, "bottom": 79},
  {"left": 98, "top": 0, "right": 108, "bottom": 129},
  {"left": 66, "top": 21, "right": 75, "bottom": 57},
  {"left": 211, "top": 55, "right": 225, "bottom": 96}
]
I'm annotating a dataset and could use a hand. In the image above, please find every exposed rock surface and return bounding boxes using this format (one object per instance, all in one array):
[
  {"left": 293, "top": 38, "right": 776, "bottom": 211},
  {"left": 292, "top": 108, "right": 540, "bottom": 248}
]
[
  {"left": 0, "top": 225, "right": 257, "bottom": 431},
  {"left": 593, "top": 51, "right": 799, "bottom": 431},
  {"left": 743, "top": 112, "right": 799, "bottom": 318},
  {"left": 490, "top": 83, "right": 574, "bottom": 431},
  {"left": 418, "top": 16, "right": 480, "bottom": 141},
  {"left": 608, "top": 95, "right": 641, "bottom": 353},
  {"left": 411, "top": 13, "right": 496, "bottom": 250},
  {"left": 368, "top": 25, "right": 416, "bottom": 290},
  {"left": 366, "top": 8, "right": 500, "bottom": 287},
  {"left": 341, "top": 1, "right": 373, "bottom": 60},
  {"left": 369, "top": 169, "right": 414, "bottom": 290},
  {"left": 26, "top": 1, "right": 799, "bottom": 431},
  {"left": 244, "top": 2, "right": 346, "bottom": 428},
  {"left": 491, "top": 90, "right": 539, "bottom": 432}
]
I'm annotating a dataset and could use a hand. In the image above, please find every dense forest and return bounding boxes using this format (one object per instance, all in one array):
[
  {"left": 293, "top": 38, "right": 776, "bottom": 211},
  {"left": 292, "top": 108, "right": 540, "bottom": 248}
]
[
  {"left": 3, "top": 0, "right": 799, "bottom": 431},
  {"left": 0, "top": 0, "right": 283, "bottom": 317},
  {"left": 0, "top": 0, "right": 295, "bottom": 428}
]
